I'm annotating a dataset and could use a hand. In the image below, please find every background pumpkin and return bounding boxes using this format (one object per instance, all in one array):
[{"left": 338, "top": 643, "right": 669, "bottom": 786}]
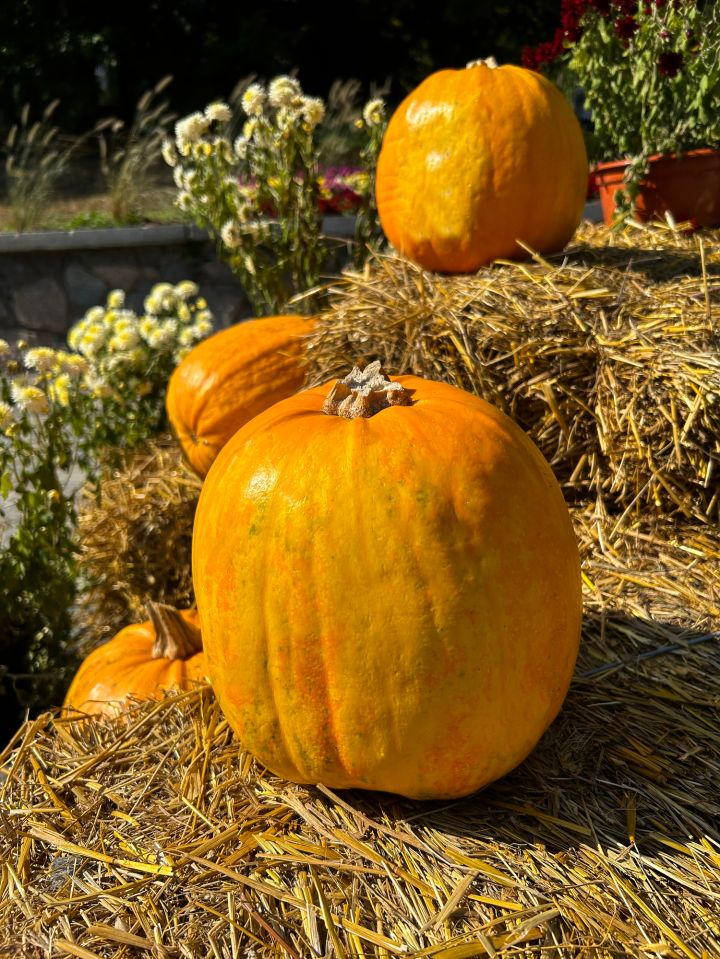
[
  {"left": 192, "top": 364, "right": 582, "bottom": 800},
  {"left": 375, "top": 59, "right": 588, "bottom": 272},
  {"left": 166, "top": 315, "right": 313, "bottom": 478},
  {"left": 63, "top": 604, "right": 206, "bottom": 717}
]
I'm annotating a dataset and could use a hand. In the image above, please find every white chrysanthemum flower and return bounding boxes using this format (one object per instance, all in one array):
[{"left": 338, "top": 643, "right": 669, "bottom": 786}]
[
  {"left": 67, "top": 323, "right": 84, "bottom": 351},
  {"left": 268, "top": 75, "right": 302, "bottom": 108},
  {"left": 175, "top": 280, "right": 199, "bottom": 300},
  {"left": 84, "top": 305, "right": 105, "bottom": 324},
  {"left": 0, "top": 339, "right": 9, "bottom": 356},
  {"left": 177, "top": 302, "right": 191, "bottom": 324},
  {"left": 205, "top": 101, "right": 232, "bottom": 123},
  {"left": 301, "top": 97, "right": 325, "bottom": 128},
  {"left": 139, "top": 316, "right": 160, "bottom": 341},
  {"left": 11, "top": 383, "right": 48, "bottom": 415},
  {"left": 57, "top": 354, "right": 89, "bottom": 378},
  {"left": 175, "top": 111, "right": 209, "bottom": 146},
  {"left": 84, "top": 374, "right": 114, "bottom": 399},
  {"left": 109, "top": 327, "right": 140, "bottom": 351},
  {"left": 176, "top": 191, "right": 193, "bottom": 211},
  {"left": 192, "top": 314, "right": 213, "bottom": 337},
  {"left": 233, "top": 135, "right": 248, "bottom": 159},
  {"left": 173, "top": 165, "right": 186, "bottom": 189},
  {"left": 147, "top": 329, "right": 169, "bottom": 350},
  {"left": 221, "top": 220, "right": 243, "bottom": 249},
  {"left": 107, "top": 289, "right": 126, "bottom": 309},
  {"left": 178, "top": 326, "right": 197, "bottom": 347},
  {"left": 0, "top": 400, "right": 12, "bottom": 430},
  {"left": 241, "top": 84, "right": 266, "bottom": 117},
  {"left": 175, "top": 346, "right": 192, "bottom": 362},
  {"left": 49, "top": 373, "right": 71, "bottom": 407},
  {"left": 161, "top": 138, "right": 177, "bottom": 167},
  {"left": 23, "top": 347, "right": 57, "bottom": 373},
  {"left": 363, "top": 98, "right": 386, "bottom": 127}
]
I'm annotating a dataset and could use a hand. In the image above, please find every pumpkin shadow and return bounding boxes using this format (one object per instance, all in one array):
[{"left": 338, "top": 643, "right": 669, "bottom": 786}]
[
  {"left": 555, "top": 240, "right": 720, "bottom": 285},
  {"left": 325, "top": 612, "right": 720, "bottom": 857}
]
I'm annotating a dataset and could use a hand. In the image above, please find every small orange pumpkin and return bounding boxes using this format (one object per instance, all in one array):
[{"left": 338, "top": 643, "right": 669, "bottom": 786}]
[
  {"left": 375, "top": 59, "right": 588, "bottom": 272},
  {"left": 166, "top": 314, "right": 313, "bottom": 478},
  {"left": 192, "top": 363, "right": 582, "bottom": 799},
  {"left": 63, "top": 604, "right": 206, "bottom": 717}
]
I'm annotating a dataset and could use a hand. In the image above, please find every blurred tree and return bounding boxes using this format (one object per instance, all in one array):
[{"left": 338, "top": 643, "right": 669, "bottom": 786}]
[{"left": 0, "top": 0, "right": 560, "bottom": 132}]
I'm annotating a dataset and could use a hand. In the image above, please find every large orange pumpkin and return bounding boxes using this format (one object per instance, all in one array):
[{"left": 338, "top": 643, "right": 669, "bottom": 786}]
[
  {"left": 192, "top": 363, "right": 582, "bottom": 799},
  {"left": 375, "top": 59, "right": 588, "bottom": 272},
  {"left": 166, "top": 315, "right": 313, "bottom": 478},
  {"left": 63, "top": 604, "right": 206, "bottom": 717}
]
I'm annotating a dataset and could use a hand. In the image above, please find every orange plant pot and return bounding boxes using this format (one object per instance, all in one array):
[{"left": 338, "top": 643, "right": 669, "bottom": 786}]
[{"left": 594, "top": 148, "right": 720, "bottom": 226}]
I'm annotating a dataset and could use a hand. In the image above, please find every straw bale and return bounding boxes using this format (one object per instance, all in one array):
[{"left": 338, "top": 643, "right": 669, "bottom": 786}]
[
  {"left": 75, "top": 438, "right": 201, "bottom": 652},
  {"left": 304, "top": 223, "right": 720, "bottom": 522},
  {"left": 2, "top": 506, "right": 719, "bottom": 957}
]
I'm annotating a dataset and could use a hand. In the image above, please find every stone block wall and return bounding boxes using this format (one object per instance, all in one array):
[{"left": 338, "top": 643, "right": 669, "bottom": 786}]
[{"left": 0, "top": 225, "right": 251, "bottom": 347}]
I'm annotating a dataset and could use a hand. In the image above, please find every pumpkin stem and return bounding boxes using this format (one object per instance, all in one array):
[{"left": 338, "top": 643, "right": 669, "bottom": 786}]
[
  {"left": 148, "top": 602, "right": 202, "bottom": 660},
  {"left": 466, "top": 57, "right": 498, "bottom": 69},
  {"left": 322, "top": 361, "right": 412, "bottom": 419}
]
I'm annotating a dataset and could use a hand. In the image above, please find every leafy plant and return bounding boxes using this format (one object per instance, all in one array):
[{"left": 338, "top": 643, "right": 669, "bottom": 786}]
[
  {"left": 523, "top": 0, "right": 720, "bottom": 214},
  {"left": 163, "top": 77, "right": 387, "bottom": 315},
  {"left": 98, "top": 75, "right": 175, "bottom": 224},
  {"left": 0, "top": 282, "right": 213, "bottom": 724}
]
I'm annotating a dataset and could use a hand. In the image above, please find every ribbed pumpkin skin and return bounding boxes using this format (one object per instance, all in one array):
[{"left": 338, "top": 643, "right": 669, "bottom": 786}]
[
  {"left": 376, "top": 63, "right": 588, "bottom": 272},
  {"left": 193, "top": 376, "right": 582, "bottom": 800},
  {"left": 63, "top": 611, "right": 206, "bottom": 717},
  {"left": 166, "top": 315, "right": 313, "bottom": 478}
]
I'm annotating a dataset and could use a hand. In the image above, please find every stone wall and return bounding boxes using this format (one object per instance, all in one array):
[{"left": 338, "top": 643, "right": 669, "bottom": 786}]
[{"left": 0, "top": 224, "right": 252, "bottom": 346}]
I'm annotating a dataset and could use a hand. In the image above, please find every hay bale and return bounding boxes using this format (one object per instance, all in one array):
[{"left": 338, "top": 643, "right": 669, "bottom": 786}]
[
  {"left": 305, "top": 223, "right": 720, "bottom": 522},
  {"left": 75, "top": 437, "right": 201, "bottom": 651},
  {"left": 1, "top": 507, "right": 719, "bottom": 956}
]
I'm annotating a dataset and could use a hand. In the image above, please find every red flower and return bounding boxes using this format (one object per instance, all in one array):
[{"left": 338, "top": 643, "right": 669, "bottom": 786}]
[
  {"left": 614, "top": 15, "right": 639, "bottom": 40},
  {"left": 658, "top": 50, "right": 684, "bottom": 76}
]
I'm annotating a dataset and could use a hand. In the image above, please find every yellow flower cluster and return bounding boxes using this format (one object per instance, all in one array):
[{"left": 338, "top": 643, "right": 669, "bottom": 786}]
[
  {"left": 66, "top": 282, "right": 213, "bottom": 387},
  {"left": 1, "top": 344, "right": 93, "bottom": 426}
]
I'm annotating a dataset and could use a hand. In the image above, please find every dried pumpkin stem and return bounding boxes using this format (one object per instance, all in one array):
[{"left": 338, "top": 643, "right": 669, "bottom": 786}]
[
  {"left": 322, "top": 360, "right": 412, "bottom": 419},
  {"left": 148, "top": 602, "right": 202, "bottom": 660},
  {"left": 466, "top": 57, "right": 498, "bottom": 69}
]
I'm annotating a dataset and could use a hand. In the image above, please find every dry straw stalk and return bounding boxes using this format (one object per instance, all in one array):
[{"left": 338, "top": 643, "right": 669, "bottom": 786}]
[
  {"left": 75, "top": 438, "right": 201, "bottom": 651},
  {"left": 304, "top": 223, "right": 720, "bottom": 523}
]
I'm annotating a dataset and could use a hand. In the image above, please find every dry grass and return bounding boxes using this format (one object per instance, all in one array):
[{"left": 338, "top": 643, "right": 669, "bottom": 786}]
[
  {"left": 1, "top": 503, "right": 719, "bottom": 957},
  {"left": 303, "top": 222, "right": 720, "bottom": 523},
  {"left": 75, "top": 438, "right": 201, "bottom": 652}
]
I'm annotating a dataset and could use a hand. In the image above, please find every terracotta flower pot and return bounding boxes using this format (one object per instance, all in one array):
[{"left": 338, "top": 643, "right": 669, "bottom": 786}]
[{"left": 594, "top": 148, "right": 720, "bottom": 226}]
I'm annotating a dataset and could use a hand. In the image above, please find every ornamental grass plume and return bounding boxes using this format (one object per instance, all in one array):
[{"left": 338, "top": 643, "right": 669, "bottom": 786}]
[
  {"left": 3, "top": 100, "right": 79, "bottom": 232},
  {"left": 164, "top": 77, "right": 387, "bottom": 314},
  {"left": 97, "top": 75, "right": 175, "bottom": 225},
  {"left": 523, "top": 0, "right": 720, "bottom": 218}
]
